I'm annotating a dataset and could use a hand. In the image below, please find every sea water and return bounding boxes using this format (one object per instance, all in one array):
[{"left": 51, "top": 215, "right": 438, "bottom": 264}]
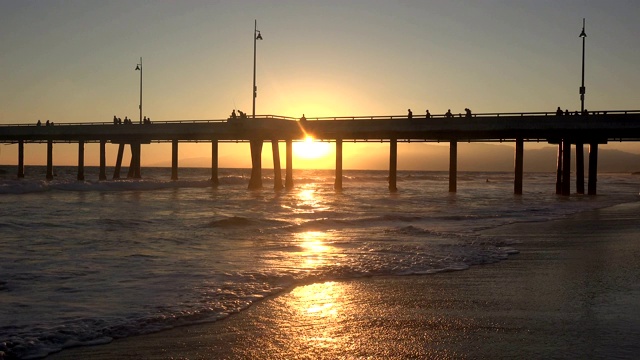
[{"left": 0, "top": 166, "right": 638, "bottom": 359}]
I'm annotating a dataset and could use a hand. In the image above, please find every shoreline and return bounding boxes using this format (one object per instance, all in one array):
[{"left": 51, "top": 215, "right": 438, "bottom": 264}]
[{"left": 46, "top": 201, "right": 640, "bottom": 359}]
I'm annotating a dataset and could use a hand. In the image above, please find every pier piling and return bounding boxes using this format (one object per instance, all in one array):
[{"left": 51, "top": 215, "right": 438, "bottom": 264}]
[
  {"left": 562, "top": 140, "right": 571, "bottom": 196},
  {"left": 576, "top": 143, "right": 585, "bottom": 194},
  {"left": 99, "top": 140, "right": 107, "bottom": 181},
  {"left": 17, "top": 140, "right": 25, "bottom": 178},
  {"left": 514, "top": 138, "right": 524, "bottom": 195},
  {"left": 555, "top": 142, "right": 563, "bottom": 195},
  {"left": 77, "top": 140, "right": 85, "bottom": 181},
  {"left": 449, "top": 141, "right": 457, "bottom": 193},
  {"left": 588, "top": 143, "right": 598, "bottom": 195},
  {"left": 389, "top": 138, "right": 397, "bottom": 192},
  {"left": 285, "top": 139, "right": 293, "bottom": 190},
  {"left": 211, "top": 140, "right": 219, "bottom": 186},
  {"left": 335, "top": 138, "right": 343, "bottom": 191},
  {"left": 171, "top": 140, "right": 179, "bottom": 181},
  {"left": 271, "top": 140, "right": 283, "bottom": 189},
  {"left": 248, "top": 139, "right": 263, "bottom": 189},
  {"left": 113, "top": 143, "right": 125, "bottom": 179},
  {"left": 46, "top": 140, "right": 53, "bottom": 181}
]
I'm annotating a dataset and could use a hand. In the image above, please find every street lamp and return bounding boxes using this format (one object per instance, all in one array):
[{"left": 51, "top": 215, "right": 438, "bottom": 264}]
[
  {"left": 253, "top": 20, "right": 263, "bottom": 118},
  {"left": 135, "top": 57, "right": 143, "bottom": 124}
]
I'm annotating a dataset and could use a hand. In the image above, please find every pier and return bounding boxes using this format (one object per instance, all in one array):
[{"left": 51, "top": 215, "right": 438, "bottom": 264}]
[{"left": 2, "top": 110, "right": 640, "bottom": 195}]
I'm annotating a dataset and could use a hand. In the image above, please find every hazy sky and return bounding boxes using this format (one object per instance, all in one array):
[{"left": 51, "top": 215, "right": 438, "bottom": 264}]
[{"left": 1, "top": 1, "right": 639, "bottom": 169}]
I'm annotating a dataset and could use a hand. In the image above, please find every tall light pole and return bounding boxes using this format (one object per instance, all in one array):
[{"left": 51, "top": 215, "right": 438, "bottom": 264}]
[
  {"left": 135, "top": 57, "right": 143, "bottom": 124},
  {"left": 579, "top": 18, "right": 586, "bottom": 113},
  {"left": 253, "top": 20, "right": 263, "bottom": 118}
]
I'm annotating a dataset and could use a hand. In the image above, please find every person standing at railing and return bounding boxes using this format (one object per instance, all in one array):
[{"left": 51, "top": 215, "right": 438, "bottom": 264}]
[
  {"left": 300, "top": 114, "right": 306, "bottom": 122},
  {"left": 425, "top": 110, "right": 431, "bottom": 119},
  {"left": 407, "top": 109, "right": 413, "bottom": 119},
  {"left": 465, "top": 108, "right": 472, "bottom": 118},
  {"left": 556, "top": 107, "right": 563, "bottom": 116},
  {"left": 445, "top": 109, "right": 453, "bottom": 118},
  {"left": 37, "top": 120, "right": 41, "bottom": 126}
]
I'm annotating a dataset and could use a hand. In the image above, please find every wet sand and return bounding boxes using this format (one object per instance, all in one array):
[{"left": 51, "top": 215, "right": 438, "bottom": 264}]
[{"left": 48, "top": 202, "right": 640, "bottom": 359}]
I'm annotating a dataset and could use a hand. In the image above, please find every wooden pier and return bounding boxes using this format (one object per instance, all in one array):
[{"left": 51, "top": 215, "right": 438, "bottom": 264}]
[{"left": 2, "top": 110, "right": 640, "bottom": 195}]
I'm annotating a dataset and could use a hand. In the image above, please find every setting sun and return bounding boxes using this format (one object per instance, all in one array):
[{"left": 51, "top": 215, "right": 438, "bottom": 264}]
[{"left": 294, "top": 136, "right": 331, "bottom": 160}]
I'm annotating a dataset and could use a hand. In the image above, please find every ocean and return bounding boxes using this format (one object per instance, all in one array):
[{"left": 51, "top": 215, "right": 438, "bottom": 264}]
[{"left": 1, "top": 166, "right": 638, "bottom": 359}]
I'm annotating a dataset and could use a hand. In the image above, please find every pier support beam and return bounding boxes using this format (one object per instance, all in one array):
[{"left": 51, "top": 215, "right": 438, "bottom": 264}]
[
  {"left": 77, "top": 140, "right": 85, "bottom": 181},
  {"left": 171, "top": 139, "right": 179, "bottom": 181},
  {"left": 576, "top": 143, "right": 585, "bottom": 194},
  {"left": 127, "top": 143, "right": 135, "bottom": 178},
  {"left": 46, "top": 140, "right": 53, "bottom": 181},
  {"left": 272, "top": 140, "right": 283, "bottom": 190},
  {"left": 113, "top": 143, "right": 125, "bottom": 179},
  {"left": 389, "top": 138, "right": 397, "bottom": 192},
  {"left": 211, "top": 140, "right": 219, "bottom": 186},
  {"left": 285, "top": 139, "right": 293, "bottom": 190},
  {"left": 562, "top": 140, "right": 571, "bottom": 196},
  {"left": 514, "top": 138, "right": 524, "bottom": 195},
  {"left": 127, "top": 142, "right": 141, "bottom": 179},
  {"left": 17, "top": 140, "right": 25, "bottom": 178},
  {"left": 588, "top": 143, "right": 598, "bottom": 195},
  {"left": 555, "top": 142, "right": 563, "bottom": 195},
  {"left": 248, "top": 139, "right": 263, "bottom": 190},
  {"left": 334, "top": 138, "right": 343, "bottom": 191},
  {"left": 134, "top": 142, "right": 141, "bottom": 178},
  {"left": 99, "top": 140, "right": 107, "bottom": 181},
  {"left": 449, "top": 141, "right": 457, "bottom": 193}
]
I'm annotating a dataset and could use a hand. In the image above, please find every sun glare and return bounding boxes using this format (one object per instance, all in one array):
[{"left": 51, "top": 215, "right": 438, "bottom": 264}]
[{"left": 294, "top": 136, "right": 331, "bottom": 160}]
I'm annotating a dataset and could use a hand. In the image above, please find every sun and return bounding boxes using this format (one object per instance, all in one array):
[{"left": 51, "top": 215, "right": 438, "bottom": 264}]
[{"left": 294, "top": 136, "right": 331, "bottom": 159}]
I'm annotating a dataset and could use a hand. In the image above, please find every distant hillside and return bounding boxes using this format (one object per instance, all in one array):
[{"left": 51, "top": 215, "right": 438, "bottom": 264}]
[{"left": 149, "top": 144, "right": 640, "bottom": 173}]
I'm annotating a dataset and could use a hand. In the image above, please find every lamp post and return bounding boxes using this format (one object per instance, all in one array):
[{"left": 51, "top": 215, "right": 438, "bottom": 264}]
[
  {"left": 576, "top": 19, "right": 587, "bottom": 194},
  {"left": 579, "top": 19, "right": 586, "bottom": 113},
  {"left": 135, "top": 57, "right": 143, "bottom": 124},
  {"left": 253, "top": 20, "right": 263, "bottom": 118}
]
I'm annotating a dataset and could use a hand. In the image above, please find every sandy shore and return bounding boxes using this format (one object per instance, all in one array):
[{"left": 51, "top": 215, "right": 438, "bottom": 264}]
[{"left": 47, "top": 202, "right": 640, "bottom": 359}]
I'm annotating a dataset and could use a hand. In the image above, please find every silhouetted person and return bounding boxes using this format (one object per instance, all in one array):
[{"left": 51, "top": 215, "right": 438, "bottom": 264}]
[
  {"left": 425, "top": 110, "right": 431, "bottom": 119},
  {"left": 113, "top": 115, "right": 118, "bottom": 125},
  {"left": 445, "top": 109, "right": 453, "bottom": 118},
  {"left": 565, "top": 109, "right": 569, "bottom": 116},
  {"left": 465, "top": 108, "right": 472, "bottom": 118},
  {"left": 556, "top": 107, "right": 563, "bottom": 116},
  {"left": 407, "top": 109, "right": 413, "bottom": 119},
  {"left": 231, "top": 110, "right": 237, "bottom": 119},
  {"left": 300, "top": 114, "right": 306, "bottom": 122},
  {"left": 582, "top": 109, "right": 589, "bottom": 116},
  {"left": 37, "top": 120, "right": 41, "bottom": 126},
  {"left": 46, "top": 120, "right": 50, "bottom": 126}
]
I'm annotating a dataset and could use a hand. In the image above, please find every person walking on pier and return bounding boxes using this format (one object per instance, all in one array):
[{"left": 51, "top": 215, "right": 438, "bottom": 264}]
[
  {"left": 425, "top": 110, "right": 431, "bottom": 119},
  {"left": 407, "top": 109, "right": 413, "bottom": 119}
]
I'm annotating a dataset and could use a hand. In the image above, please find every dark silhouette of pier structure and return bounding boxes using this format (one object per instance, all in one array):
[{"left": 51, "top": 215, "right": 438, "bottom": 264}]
[{"left": 3, "top": 110, "right": 640, "bottom": 196}]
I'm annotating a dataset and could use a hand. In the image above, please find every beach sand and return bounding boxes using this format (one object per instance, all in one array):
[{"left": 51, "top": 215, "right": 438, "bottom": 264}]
[{"left": 47, "top": 202, "right": 640, "bottom": 359}]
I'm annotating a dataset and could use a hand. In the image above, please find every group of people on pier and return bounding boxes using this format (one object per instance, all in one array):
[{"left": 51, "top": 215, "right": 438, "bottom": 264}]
[
  {"left": 556, "top": 107, "right": 603, "bottom": 116},
  {"left": 229, "top": 109, "right": 249, "bottom": 120},
  {"left": 113, "top": 116, "right": 152, "bottom": 125},
  {"left": 406, "top": 108, "right": 472, "bottom": 119},
  {"left": 36, "top": 120, "right": 54, "bottom": 126}
]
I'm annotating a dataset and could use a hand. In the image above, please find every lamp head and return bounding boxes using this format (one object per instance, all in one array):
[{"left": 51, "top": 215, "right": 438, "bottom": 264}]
[
  {"left": 579, "top": 18, "right": 586, "bottom": 38},
  {"left": 256, "top": 31, "right": 263, "bottom": 40},
  {"left": 135, "top": 64, "right": 141, "bottom": 71}
]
